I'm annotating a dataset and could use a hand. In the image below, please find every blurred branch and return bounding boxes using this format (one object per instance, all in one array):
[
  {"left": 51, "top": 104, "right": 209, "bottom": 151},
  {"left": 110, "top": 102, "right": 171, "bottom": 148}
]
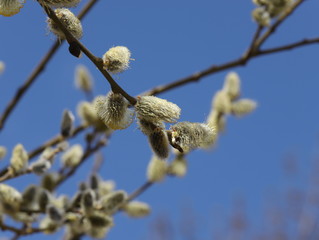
[
  {"left": 38, "top": 2, "right": 137, "bottom": 106},
  {"left": 0, "top": 221, "right": 44, "bottom": 236},
  {"left": 0, "top": 0, "right": 99, "bottom": 131}
]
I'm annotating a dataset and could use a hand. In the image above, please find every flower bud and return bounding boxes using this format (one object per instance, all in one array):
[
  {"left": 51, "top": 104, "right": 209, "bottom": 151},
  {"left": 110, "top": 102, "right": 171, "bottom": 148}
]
[
  {"left": 0, "top": 0, "right": 24, "bottom": 17},
  {"left": 88, "top": 213, "right": 113, "bottom": 228},
  {"left": 135, "top": 96, "right": 181, "bottom": 123},
  {"left": 146, "top": 155, "right": 167, "bottom": 183},
  {"left": 231, "top": 99, "right": 257, "bottom": 117},
  {"left": 41, "top": 173, "right": 59, "bottom": 192},
  {"left": 122, "top": 201, "right": 151, "bottom": 218},
  {"left": 252, "top": 7, "right": 270, "bottom": 27},
  {"left": 0, "top": 184, "right": 22, "bottom": 212},
  {"left": 99, "top": 190, "right": 127, "bottom": 214},
  {"left": 137, "top": 118, "right": 165, "bottom": 136},
  {"left": 213, "top": 90, "right": 232, "bottom": 114},
  {"left": 223, "top": 72, "right": 241, "bottom": 100},
  {"left": 61, "top": 109, "right": 75, "bottom": 137},
  {"left": 42, "top": 0, "right": 81, "bottom": 8},
  {"left": 10, "top": 143, "right": 28, "bottom": 173},
  {"left": 95, "top": 92, "right": 134, "bottom": 130},
  {"left": 82, "top": 189, "right": 96, "bottom": 215},
  {"left": 47, "top": 8, "right": 83, "bottom": 40},
  {"left": 167, "top": 155, "right": 188, "bottom": 177},
  {"left": 98, "top": 180, "right": 115, "bottom": 197},
  {"left": 75, "top": 64, "right": 93, "bottom": 92},
  {"left": 148, "top": 128, "right": 170, "bottom": 159},
  {"left": 0, "top": 146, "right": 7, "bottom": 160},
  {"left": 170, "top": 122, "right": 217, "bottom": 151},
  {"left": 61, "top": 144, "right": 83, "bottom": 168},
  {"left": 102, "top": 46, "right": 131, "bottom": 74}
]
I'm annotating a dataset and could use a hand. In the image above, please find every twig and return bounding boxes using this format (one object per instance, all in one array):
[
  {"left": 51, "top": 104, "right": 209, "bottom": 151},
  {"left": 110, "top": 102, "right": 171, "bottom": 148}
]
[
  {"left": 39, "top": 3, "right": 137, "bottom": 106},
  {"left": 0, "top": 0, "right": 99, "bottom": 131},
  {"left": 127, "top": 181, "right": 153, "bottom": 202},
  {"left": 0, "top": 221, "right": 44, "bottom": 236}
]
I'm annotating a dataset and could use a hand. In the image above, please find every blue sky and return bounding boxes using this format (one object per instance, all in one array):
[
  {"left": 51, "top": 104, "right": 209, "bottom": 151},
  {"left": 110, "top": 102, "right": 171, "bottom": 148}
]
[{"left": 1, "top": 0, "right": 319, "bottom": 239}]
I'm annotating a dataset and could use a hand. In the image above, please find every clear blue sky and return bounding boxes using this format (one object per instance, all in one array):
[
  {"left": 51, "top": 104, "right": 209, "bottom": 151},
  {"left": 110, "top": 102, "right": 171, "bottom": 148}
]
[{"left": 1, "top": 0, "right": 319, "bottom": 239}]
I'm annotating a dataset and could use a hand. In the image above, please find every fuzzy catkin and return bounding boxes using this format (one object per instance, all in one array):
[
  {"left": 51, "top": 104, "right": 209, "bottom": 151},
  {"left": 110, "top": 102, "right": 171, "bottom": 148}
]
[
  {"left": 61, "top": 110, "right": 74, "bottom": 137},
  {"left": 231, "top": 99, "right": 257, "bottom": 116},
  {"left": 61, "top": 144, "right": 83, "bottom": 168},
  {"left": 75, "top": 64, "right": 93, "bottom": 92},
  {"left": 0, "top": 146, "right": 6, "bottom": 160},
  {"left": 10, "top": 143, "right": 28, "bottom": 173},
  {"left": 123, "top": 201, "right": 151, "bottom": 218},
  {"left": 47, "top": 8, "right": 83, "bottom": 40},
  {"left": 135, "top": 96, "right": 181, "bottom": 123},
  {"left": 137, "top": 118, "right": 165, "bottom": 136},
  {"left": 148, "top": 128, "right": 170, "bottom": 159},
  {"left": 0, "top": 0, "right": 24, "bottom": 17},
  {"left": 167, "top": 155, "right": 188, "bottom": 177},
  {"left": 170, "top": 122, "right": 217, "bottom": 151},
  {"left": 99, "top": 190, "right": 127, "bottom": 214},
  {"left": 147, "top": 155, "right": 167, "bottom": 183},
  {"left": 0, "top": 184, "right": 22, "bottom": 212},
  {"left": 223, "top": 72, "right": 241, "bottom": 100},
  {"left": 102, "top": 46, "right": 131, "bottom": 74},
  {"left": 94, "top": 92, "right": 133, "bottom": 130},
  {"left": 213, "top": 90, "right": 232, "bottom": 114}
]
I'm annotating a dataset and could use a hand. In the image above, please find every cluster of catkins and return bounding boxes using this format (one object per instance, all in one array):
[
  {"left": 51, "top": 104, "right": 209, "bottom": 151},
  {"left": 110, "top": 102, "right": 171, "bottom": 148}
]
[
  {"left": 252, "top": 0, "right": 293, "bottom": 27},
  {"left": 0, "top": 174, "right": 150, "bottom": 239}
]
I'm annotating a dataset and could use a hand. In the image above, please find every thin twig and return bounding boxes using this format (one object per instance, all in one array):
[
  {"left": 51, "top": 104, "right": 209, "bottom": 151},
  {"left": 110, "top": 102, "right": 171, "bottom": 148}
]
[
  {"left": 0, "top": 0, "right": 99, "bottom": 131},
  {"left": 127, "top": 181, "right": 153, "bottom": 202}
]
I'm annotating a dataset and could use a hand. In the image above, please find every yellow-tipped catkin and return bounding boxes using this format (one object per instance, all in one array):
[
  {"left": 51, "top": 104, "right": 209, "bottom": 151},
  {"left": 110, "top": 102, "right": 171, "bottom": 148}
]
[
  {"left": 61, "top": 144, "right": 83, "bottom": 168},
  {"left": 170, "top": 122, "right": 217, "bottom": 151},
  {"left": 75, "top": 64, "right": 93, "bottom": 92},
  {"left": 167, "top": 155, "right": 188, "bottom": 177},
  {"left": 94, "top": 92, "right": 134, "bottom": 130},
  {"left": 10, "top": 143, "right": 28, "bottom": 173},
  {"left": 146, "top": 155, "right": 167, "bottom": 183},
  {"left": 123, "top": 201, "right": 151, "bottom": 218},
  {"left": 223, "top": 72, "right": 241, "bottom": 100},
  {"left": 135, "top": 96, "right": 181, "bottom": 123},
  {"left": 0, "top": 146, "right": 7, "bottom": 160},
  {"left": 102, "top": 46, "right": 131, "bottom": 74},
  {"left": 0, "top": 0, "right": 25, "bottom": 17},
  {"left": 42, "top": 0, "right": 81, "bottom": 8},
  {"left": 213, "top": 90, "right": 232, "bottom": 114},
  {"left": 0, "top": 184, "right": 22, "bottom": 212},
  {"left": 231, "top": 99, "right": 257, "bottom": 117},
  {"left": 47, "top": 8, "right": 83, "bottom": 40}
]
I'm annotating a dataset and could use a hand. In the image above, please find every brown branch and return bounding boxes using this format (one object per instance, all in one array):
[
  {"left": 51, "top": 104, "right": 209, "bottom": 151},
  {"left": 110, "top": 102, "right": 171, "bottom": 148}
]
[
  {"left": 39, "top": 3, "right": 137, "bottom": 106},
  {"left": 0, "top": 0, "right": 99, "bottom": 131},
  {"left": 0, "top": 220, "right": 45, "bottom": 236},
  {"left": 127, "top": 181, "right": 153, "bottom": 202}
]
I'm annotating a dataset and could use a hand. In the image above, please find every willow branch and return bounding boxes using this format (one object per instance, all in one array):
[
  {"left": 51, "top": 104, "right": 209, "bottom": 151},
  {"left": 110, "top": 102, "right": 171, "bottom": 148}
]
[
  {"left": 39, "top": 3, "right": 137, "bottom": 106},
  {"left": 0, "top": 0, "right": 99, "bottom": 131}
]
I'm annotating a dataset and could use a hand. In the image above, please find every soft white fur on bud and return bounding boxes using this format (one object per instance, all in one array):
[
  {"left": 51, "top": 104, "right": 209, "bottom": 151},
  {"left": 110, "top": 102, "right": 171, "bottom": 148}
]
[
  {"left": 30, "top": 159, "right": 52, "bottom": 175},
  {"left": 47, "top": 8, "right": 83, "bottom": 40},
  {"left": 167, "top": 155, "right": 188, "bottom": 177},
  {"left": 170, "top": 122, "right": 217, "bottom": 151},
  {"left": 87, "top": 224, "right": 112, "bottom": 239},
  {"left": 0, "top": 61, "right": 5, "bottom": 74},
  {"left": 99, "top": 190, "right": 127, "bottom": 214},
  {"left": 213, "top": 90, "right": 232, "bottom": 114},
  {"left": 123, "top": 201, "right": 151, "bottom": 218},
  {"left": 223, "top": 72, "right": 241, "bottom": 100},
  {"left": 0, "top": 146, "right": 7, "bottom": 160},
  {"left": 98, "top": 180, "right": 115, "bottom": 197},
  {"left": 0, "top": 0, "right": 24, "bottom": 17},
  {"left": 102, "top": 46, "right": 131, "bottom": 74},
  {"left": 135, "top": 96, "right": 181, "bottom": 123},
  {"left": 61, "top": 144, "right": 83, "bottom": 167},
  {"left": 61, "top": 110, "right": 75, "bottom": 137},
  {"left": 42, "top": 0, "right": 81, "bottom": 8},
  {"left": 252, "top": 7, "right": 271, "bottom": 27},
  {"left": 0, "top": 184, "right": 22, "bottom": 212},
  {"left": 95, "top": 92, "right": 134, "bottom": 130},
  {"left": 75, "top": 64, "right": 93, "bottom": 92},
  {"left": 231, "top": 99, "right": 257, "bottom": 117},
  {"left": 10, "top": 143, "right": 28, "bottom": 173},
  {"left": 206, "top": 110, "right": 225, "bottom": 133},
  {"left": 146, "top": 155, "right": 167, "bottom": 183},
  {"left": 137, "top": 118, "right": 165, "bottom": 136}
]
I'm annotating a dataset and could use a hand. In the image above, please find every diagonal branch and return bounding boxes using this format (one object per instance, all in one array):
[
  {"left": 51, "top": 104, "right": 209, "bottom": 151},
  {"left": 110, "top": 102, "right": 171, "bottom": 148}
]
[{"left": 0, "top": 0, "right": 99, "bottom": 131}]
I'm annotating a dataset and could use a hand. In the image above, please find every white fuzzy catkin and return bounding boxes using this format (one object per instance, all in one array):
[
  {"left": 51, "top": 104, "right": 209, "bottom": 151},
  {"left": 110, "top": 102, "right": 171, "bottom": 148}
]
[
  {"left": 213, "top": 90, "right": 232, "bottom": 114},
  {"left": 75, "top": 64, "right": 93, "bottom": 92},
  {"left": 98, "top": 180, "right": 115, "bottom": 196},
  {"left": 0, "top": 184, "right": 22, "bottom": 212},
  {"left": 47, "top": 8, "right": 83, "bottom": 40},
  {"left": 77, "top": 101, "right": 107, "bottom": 130},
  {"left": 99, "top": 190, "right": 127, "bottom": 214},
  {"left": 252, "top": 7, "right": 271, "bottom": 27},
  {"left": 123, "top": 201, "right": 151, "bottom": 218},
  {"left": 42, "top": 0, "right": 81, "bottom": 8},
  {"left": 135, "top": 96, "right": 181, "bottom": 123},
  {"left": 167, "top": 155, "right": 188, "bottom": 177},
  {"left": 61, "top": 144, "right": 83, "bottom": 167},
  {"left": 94, "top": 92, "right": 134, "bottom": 130},
  {"left": 146, "top": 155, "right": 167, "bottom": 183},
  {"left": 102, "top": 46, "right": 131, "bottom": 74},
  {"left": 170, "top": 122, "right": 217, "bottom": 151},
  {"left": 231, "top": 99, "right": 257, "bottom": 116},
  {"left": 137, "top": 118, "right": 165, "bottom": 136},
  {"left": 0, "top": 0, "right": 24, "bottom": 17},
  {"left": 61, "top": 110, "right": 75, "bottom": 137},
  {"left": 0, "top": 146, "right": 6, "bottom": 160},
  {"left": 223, "top": 72, "right": 241, "bottom": 100},
  {"left": 10, "top": 143, "right": 28, "bottom": 173}
]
